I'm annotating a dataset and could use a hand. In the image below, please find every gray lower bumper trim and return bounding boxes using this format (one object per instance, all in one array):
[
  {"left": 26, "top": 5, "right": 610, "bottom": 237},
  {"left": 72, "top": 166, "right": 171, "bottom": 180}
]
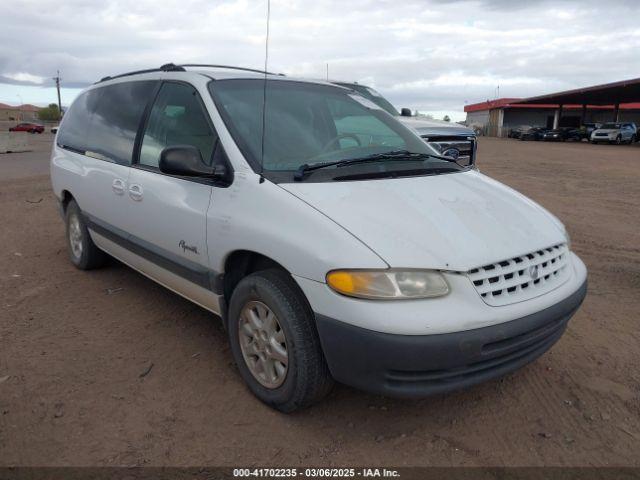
[{"left": 315, "top": 280, "right": 587, "bottom": 398}]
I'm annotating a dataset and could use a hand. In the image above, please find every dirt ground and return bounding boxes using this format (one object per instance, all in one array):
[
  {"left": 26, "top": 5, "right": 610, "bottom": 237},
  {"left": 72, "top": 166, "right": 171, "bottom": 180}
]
[{"left": 1, "top": 135, "right": 639, "bottom": 467}]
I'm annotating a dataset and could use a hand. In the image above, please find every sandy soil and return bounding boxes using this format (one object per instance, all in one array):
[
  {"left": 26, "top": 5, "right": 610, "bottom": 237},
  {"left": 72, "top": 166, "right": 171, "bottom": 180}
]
[{"left": 0, "top": 136, "right": 639, "bottom": 467}]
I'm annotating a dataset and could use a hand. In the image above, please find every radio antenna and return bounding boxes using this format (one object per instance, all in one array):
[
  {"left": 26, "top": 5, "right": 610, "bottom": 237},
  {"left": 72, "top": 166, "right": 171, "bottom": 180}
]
[{"left": 260, "top": 0, "right": 271, "bottom": 175}]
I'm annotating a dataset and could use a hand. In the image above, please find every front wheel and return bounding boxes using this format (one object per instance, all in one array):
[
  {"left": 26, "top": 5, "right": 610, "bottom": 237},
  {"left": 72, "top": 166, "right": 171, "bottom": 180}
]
[
  {"left": 227, "top": 269, "right": 334, "bottom": 412},
  {"left": 615, "top": 135, "right": 622, "bottom": 145}
]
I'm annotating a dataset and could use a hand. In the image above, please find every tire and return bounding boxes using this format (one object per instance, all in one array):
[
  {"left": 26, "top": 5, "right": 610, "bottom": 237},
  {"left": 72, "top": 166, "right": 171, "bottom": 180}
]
[
  {"left": 632, "top": 134, "right": 637, "bottom": 143},
  {"left": 615, "top": 135, "right": 622, "bottom": 145},
  {"left": 227, "top": 269, "right": 334, "bottom": 412},
  {"left": 65, "top": 200, "right": 107, "bottom": 270}
]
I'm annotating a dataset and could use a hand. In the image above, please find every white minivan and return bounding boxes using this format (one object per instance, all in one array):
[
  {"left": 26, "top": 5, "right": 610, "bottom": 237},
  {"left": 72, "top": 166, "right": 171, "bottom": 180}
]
[{"left": 51, "top": 64, "right": 587, "bottom": 412}]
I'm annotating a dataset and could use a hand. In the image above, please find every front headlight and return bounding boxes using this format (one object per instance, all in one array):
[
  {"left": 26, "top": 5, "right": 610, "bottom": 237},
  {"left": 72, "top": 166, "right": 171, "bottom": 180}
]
[{"left": 326, "top": 269, "right": 449, "bottom": 300}]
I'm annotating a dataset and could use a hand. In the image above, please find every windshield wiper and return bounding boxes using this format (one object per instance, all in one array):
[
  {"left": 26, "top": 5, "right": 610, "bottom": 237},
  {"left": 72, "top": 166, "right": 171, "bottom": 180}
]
[{"left": 294, "top": 150, "right": 461, "bottom": 181}]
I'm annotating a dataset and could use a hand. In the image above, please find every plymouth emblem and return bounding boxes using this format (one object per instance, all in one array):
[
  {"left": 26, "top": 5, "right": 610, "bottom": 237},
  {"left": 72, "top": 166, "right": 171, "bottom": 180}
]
[{"left": 528, "top": 265, "right": 539, "bottom": 279}]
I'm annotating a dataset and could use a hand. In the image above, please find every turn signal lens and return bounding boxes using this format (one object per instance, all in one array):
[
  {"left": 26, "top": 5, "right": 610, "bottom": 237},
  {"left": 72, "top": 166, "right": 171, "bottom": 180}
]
[{"left": 326, "top": 270, "right": 449, "bottom": 300}]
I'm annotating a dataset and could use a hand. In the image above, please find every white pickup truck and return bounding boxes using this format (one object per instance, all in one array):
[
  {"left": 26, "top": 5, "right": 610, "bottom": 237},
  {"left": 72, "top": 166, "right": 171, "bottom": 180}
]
[{"left": 333, "top": 81, "right": 476, "bottom": 163}]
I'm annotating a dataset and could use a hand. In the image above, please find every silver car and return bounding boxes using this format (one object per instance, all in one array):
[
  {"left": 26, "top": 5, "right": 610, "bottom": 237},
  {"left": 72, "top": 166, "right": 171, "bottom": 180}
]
[{"left": 590, "top": 122, "right": 637, "bottom": 144}]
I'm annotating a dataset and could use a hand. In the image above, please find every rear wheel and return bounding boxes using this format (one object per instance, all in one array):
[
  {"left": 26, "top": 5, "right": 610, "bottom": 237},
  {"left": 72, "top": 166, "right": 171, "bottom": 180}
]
[
  {"left": 65, "top": 200, "right": 107, "bottom": 270},
  {"left": 227, "top": 269, "right": 333, "bottom": 412}
]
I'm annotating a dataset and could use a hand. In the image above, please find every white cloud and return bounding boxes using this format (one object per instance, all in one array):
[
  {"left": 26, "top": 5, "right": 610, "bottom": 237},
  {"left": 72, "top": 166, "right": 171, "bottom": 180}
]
[{"left": 4, "top": 72, "right": 45, "bottom": 84}]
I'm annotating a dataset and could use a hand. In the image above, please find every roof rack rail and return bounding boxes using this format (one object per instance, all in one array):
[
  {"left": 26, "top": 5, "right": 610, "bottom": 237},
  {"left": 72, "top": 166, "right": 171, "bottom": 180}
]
[
  {"left": 95, "top": 62, "right": 284, "bottom": 84},
  {"left": 180, "top": 64, "right": 285, "bottom": 76},
  {"left": 97, "top": 63, "right": 186, "bottom": 83}
]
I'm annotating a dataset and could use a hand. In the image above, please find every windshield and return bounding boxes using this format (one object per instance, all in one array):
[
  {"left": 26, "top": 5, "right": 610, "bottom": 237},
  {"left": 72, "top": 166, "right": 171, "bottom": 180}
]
[
  {"left": 209, "top": 79, "right": 453, "bottom": 181},
  {"left": 335, "top": 83, "right": 399, "bottom": 116},
  {"left": 601, "top": 123, "right": 621, "bottom": 129}
]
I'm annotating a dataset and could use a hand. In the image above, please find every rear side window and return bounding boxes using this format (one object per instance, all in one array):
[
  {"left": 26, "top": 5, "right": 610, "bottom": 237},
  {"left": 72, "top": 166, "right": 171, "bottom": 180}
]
[
  {"left": 58, "top": 81, "right": 157, "bottom": 165},
  {"left": 88, "top": 81, "right": 157, "bottom": 165},
  {"left": 139, "top": 82, "right": 216, "bottom": 168},
  {"left": 57, "top": 89, "right": 100, "bottom": 153}
]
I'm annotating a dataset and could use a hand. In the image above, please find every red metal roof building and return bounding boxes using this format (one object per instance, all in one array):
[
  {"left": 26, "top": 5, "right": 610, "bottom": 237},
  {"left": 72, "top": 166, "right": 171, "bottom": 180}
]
[{"left": 464, "top": 77, "right": 640, "bottom": 137}]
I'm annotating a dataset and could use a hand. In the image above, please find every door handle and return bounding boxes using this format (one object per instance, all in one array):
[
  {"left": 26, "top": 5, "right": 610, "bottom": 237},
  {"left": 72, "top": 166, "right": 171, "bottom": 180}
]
[
  {"left": 129, "top": 184, "right": 143, "bottom": 201},
  {"left": 112, "top": 178, "right": 126, "bottom": 195}
]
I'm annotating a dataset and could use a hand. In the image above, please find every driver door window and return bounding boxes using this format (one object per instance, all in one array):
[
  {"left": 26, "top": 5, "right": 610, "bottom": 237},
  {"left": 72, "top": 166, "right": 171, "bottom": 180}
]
[{"left": 139, "top": 82, "right": 216, "bottom": 168}]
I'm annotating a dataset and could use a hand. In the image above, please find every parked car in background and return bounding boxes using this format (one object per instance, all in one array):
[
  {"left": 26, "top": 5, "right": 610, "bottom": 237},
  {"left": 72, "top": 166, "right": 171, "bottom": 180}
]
[
  {"left": 333, "top": 81, "right": 477, "bottom": 164},
  {"left": 51, "top": 64, "right": 587, "bottom": 411},
  {"left": 542, "top": 127, "right": 582, "bottom": 142},
  {"left": 9, "top": 122, "right": 45, "bottom": 133},
  {"left": 519, "top": 126, "right": 548, "bottom": 141},
  {"left": 590, "top": 122, "right": 637, "bottom": 144},
  {"left": 51, "top": 125, "right": 60, "bottom": 134},
  {"left": 578, "top": 123, "right": 601, "bottom": 140},
  {"left": 507, "top": 125, "right": 531, "bottom": 139}
]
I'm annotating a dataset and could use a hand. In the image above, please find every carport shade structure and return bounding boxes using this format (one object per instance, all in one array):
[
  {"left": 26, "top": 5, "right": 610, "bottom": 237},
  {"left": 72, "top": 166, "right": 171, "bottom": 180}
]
[{"left": 512, "top": 77, "right": 640, "bottom": 125}]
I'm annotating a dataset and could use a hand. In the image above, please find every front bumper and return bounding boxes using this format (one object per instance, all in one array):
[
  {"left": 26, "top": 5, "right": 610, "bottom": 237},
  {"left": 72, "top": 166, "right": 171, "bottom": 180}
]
[{"left": 315, "top": 279, "right": 587, "bottom": 398}]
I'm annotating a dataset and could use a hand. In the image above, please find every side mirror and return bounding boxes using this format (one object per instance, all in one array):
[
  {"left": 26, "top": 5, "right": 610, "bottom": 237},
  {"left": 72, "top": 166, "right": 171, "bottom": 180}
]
[
  {"left": 400, "top": 108, "right": 412, "bottom": 117},
  {"left": 159, "top": 145, "right": 227, "bottom": 179}
]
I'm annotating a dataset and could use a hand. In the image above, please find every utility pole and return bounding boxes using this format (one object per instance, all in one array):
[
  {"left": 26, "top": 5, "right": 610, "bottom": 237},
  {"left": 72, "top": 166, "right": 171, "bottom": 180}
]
[{"left": 53, "top": 70, "right": 62, "bottom": 120}]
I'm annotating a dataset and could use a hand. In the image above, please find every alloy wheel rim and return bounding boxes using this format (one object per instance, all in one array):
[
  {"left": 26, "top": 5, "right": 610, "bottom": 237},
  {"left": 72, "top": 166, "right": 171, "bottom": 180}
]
[
  {"left": 238, "top": 300, "right": 288, "bottom": 388},
  {"left": 69, "top": 214, "right": 83, "bottom": 259}
]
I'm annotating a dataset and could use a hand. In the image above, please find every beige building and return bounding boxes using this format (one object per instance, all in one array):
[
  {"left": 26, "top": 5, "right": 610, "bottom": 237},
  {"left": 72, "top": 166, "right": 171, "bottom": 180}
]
[{"left": 0, "top": 103, "right": 40, "bottom": 122}]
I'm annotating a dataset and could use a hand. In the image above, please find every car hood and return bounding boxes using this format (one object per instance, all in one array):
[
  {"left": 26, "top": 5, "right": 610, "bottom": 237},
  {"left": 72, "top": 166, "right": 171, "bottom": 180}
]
[
  {"left": 281, "top": 171, "right": 566, "bottom": 271},
  {"left": 399, "top": 117, "right": 474, "bottom": 136},
  {"left": 593, "top": 129, "right": 619, "bottom": 134}
]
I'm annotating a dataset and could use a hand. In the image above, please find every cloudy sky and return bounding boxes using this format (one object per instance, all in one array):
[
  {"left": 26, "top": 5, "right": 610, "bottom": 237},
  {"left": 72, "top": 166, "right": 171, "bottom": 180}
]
[{"left": 1, "top": 0, "right": 639, "bottom": 120}]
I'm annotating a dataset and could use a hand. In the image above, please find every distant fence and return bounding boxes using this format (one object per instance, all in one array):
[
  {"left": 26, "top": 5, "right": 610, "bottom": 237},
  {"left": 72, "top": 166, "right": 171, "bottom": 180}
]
[{"left": 0, "top": 132, "right": 30, "bottom": 153}]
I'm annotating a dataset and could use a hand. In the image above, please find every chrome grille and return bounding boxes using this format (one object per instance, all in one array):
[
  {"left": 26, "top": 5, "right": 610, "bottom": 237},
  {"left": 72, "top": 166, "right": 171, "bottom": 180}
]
[
  {"left": 421, "top": 135, "right": 473, "bottom": 162},
  {"left": 467, "top": 244, "right": 570, "bottom": 306}
]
